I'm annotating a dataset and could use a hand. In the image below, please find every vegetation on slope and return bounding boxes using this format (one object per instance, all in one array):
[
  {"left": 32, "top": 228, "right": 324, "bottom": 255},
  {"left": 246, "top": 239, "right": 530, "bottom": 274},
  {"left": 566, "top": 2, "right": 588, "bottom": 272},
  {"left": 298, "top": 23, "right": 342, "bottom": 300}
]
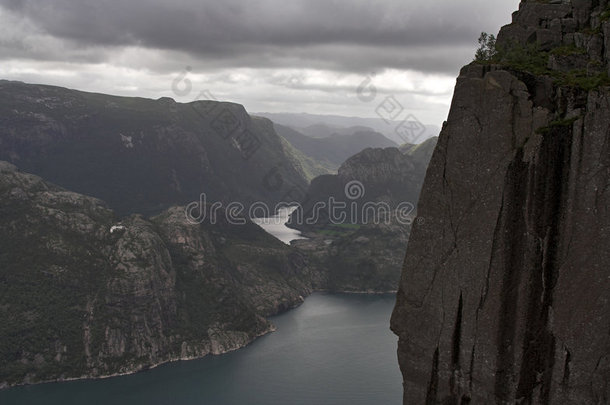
[
  {"left": 0, "top": 81, "right": 310, "bottom": 216},
  {"left": 474, "top": 32, "right": 610, "bottom": 91}
]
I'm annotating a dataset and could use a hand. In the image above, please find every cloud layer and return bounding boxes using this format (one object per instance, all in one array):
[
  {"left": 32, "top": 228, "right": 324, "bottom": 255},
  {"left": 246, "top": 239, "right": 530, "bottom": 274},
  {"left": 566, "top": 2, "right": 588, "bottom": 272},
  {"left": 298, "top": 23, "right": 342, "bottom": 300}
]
[{"left": 0, "top": 0, "right": 519, "bottom": 125}]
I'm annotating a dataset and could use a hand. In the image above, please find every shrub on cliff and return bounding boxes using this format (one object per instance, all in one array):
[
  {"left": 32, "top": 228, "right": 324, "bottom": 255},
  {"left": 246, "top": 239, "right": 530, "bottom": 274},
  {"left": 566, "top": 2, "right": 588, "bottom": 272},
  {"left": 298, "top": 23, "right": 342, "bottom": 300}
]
[{"left": 474, "top": 32, "right": 497, "bottom": 62}]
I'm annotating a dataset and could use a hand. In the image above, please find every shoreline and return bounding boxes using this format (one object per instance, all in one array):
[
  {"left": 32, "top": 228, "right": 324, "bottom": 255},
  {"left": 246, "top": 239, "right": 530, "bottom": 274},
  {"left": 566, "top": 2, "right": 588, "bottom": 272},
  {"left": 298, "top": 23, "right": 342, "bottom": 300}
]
[
  {"left": 0, "top": 324, "right": 275, "bottom": 392},
  {"left": 1, "top": 290, "right": 394, "bottom": 391},
  {"left": 315, "top": 289, "right": 397, "bottom": 295}
]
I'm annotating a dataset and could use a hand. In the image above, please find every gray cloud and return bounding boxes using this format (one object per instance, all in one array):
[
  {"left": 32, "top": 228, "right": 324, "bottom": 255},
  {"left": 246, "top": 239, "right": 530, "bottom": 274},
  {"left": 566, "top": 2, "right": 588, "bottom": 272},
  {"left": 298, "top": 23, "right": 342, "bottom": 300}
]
[
  {"left": 0, "top": 0, "right": 518, "bottom": 74},
  {"left": 0, "top": 0, "right": 519, "bottom": 125}
]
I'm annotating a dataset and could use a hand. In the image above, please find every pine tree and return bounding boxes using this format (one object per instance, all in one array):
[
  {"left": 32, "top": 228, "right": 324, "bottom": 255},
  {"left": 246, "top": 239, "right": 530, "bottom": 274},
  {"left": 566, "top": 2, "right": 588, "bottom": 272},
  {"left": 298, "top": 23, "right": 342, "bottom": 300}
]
[{"left": 474, "top": 32, "right": 497, "bottom": 62}]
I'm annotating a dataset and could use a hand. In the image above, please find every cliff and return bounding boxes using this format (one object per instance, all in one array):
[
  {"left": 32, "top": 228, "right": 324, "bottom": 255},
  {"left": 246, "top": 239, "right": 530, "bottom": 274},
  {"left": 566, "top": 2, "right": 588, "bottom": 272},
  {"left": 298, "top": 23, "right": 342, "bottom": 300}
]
[
  {"left": 391, "top": 1, "right": 610, "bottom": 404},
  {"left": 0, "top": 162, "right": 315, "bottom": 388}
]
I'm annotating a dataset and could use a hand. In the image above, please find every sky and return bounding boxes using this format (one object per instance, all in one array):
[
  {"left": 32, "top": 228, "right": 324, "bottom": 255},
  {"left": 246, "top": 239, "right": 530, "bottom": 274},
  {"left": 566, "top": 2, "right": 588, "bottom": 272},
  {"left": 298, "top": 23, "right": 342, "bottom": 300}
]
[{"left": 0, "top": 0, "right": 519, "bottom": 126}]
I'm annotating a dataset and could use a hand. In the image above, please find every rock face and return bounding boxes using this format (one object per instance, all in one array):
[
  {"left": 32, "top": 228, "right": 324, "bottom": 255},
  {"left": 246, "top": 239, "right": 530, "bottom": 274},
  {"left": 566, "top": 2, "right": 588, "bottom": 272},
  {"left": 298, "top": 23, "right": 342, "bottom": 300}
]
[
  {"left": 0, "top": 162, "right": 314, "bottom": 388},
  {"left": 0, "top": 80, "right": 310, "bottom": 216},
  {"left": 391, "top": 1, "right": 610, "bottom": 404}
]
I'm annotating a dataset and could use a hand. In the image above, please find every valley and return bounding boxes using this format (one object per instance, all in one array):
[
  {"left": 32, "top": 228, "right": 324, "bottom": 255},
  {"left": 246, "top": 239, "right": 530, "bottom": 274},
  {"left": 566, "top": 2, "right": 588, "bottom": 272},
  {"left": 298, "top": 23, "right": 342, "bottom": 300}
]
[{"left": 0, "top": 81, "right": 434, "bottom": 389}]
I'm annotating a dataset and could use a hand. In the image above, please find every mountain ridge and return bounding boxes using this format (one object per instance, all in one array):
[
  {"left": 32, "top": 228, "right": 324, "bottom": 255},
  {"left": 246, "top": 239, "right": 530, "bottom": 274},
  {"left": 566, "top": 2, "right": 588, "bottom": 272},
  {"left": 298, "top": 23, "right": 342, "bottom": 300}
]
[
  {"left": 254, "top": 111, "right": 440, "bottom": 144},
  {"left": 0, "top": 80, "right": 312, "bottom": 216},
  {"left": 274, "top": 123, "right": 398, "bottom": 171},
  {"left": 288, "top": 138, "right": 437, "bottom": 232}
]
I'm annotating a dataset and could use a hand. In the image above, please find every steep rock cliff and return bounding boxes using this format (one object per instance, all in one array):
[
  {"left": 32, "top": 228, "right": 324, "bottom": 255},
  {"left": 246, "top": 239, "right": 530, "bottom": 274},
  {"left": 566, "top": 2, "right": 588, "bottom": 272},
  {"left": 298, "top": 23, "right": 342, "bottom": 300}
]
[
  {"left": 391, "top": 1, "right": 610, "bottom": 404},
  {"left": 0, "top": 162, "right": 313, "bottom": 388}
]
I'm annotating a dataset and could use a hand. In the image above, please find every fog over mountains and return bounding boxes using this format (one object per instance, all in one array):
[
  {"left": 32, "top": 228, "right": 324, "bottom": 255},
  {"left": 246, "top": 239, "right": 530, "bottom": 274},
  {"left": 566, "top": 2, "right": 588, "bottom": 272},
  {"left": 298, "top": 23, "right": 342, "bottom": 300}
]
[{"left": 255, "top": 112, "right": 440, "bottom": 145}]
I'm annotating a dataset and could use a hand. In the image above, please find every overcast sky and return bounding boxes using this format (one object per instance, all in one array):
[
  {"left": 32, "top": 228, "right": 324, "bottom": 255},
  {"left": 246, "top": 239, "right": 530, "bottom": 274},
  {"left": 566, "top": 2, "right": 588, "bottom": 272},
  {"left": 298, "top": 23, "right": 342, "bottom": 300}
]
[{"left": 0, "top": 0, "right": 519, "bottom": 125}]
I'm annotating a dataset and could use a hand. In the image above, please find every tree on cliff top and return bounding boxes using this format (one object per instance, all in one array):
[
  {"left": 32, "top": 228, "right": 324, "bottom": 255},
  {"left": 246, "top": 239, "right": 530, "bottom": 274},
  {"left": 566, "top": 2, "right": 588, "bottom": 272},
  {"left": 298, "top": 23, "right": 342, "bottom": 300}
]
[{"left": 474, "top": 32, "right": 497, "bottom": 62}]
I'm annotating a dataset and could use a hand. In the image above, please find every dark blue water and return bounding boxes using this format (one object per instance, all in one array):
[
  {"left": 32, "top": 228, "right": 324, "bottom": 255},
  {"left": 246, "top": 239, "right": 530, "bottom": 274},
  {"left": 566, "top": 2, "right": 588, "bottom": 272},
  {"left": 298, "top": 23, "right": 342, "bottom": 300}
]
[{"left": 1, "top": 293, "right": 402, "bottom": 405}]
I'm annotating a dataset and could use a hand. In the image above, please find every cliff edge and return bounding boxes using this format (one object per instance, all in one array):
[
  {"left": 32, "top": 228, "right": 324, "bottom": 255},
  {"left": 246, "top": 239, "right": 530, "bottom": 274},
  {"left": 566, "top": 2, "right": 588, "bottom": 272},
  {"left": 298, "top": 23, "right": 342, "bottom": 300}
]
[{"left": 391, "top": 1, "right": 610, "bottom": 404}]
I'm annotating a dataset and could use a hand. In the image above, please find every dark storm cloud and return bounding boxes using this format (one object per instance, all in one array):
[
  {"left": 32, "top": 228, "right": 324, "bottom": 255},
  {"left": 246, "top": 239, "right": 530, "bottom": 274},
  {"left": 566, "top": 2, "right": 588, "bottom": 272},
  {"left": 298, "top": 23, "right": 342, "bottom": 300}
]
[{"left": 0, "top": 0, "right": 518, "bottom": 74}]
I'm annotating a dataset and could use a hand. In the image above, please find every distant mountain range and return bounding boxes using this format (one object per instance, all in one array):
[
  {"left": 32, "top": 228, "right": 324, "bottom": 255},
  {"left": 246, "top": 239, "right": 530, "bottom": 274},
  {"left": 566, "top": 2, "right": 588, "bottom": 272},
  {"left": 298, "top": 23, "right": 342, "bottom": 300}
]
[
  {"left": 288, "top": 137, "right": 438, "bottom": 231},
  {"left": 274, "top": 123, "right": 397, "bottom": 171},
  {"left": 296, "top": 123, "right": 379, "bottom": 139},
  {"left": 254, "top": 112, "right": 440, "bottom": 144}
]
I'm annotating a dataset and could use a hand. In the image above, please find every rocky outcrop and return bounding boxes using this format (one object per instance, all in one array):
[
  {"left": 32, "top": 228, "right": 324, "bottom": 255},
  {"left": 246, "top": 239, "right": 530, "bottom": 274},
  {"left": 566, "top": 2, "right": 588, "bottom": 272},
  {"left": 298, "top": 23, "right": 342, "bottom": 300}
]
[
  {"left": 391, "top": 1, "right": 610, "bottom": 404},
  {"left": 0, "top": 162, "right": 313, "bottom": 388}
]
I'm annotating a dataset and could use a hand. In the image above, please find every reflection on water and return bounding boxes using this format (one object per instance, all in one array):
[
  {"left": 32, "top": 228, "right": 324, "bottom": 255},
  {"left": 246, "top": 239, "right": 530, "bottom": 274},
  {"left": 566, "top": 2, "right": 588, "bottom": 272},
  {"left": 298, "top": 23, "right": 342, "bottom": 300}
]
[{"left": 252, "top": 206, "right": 307, "bottom": 245}]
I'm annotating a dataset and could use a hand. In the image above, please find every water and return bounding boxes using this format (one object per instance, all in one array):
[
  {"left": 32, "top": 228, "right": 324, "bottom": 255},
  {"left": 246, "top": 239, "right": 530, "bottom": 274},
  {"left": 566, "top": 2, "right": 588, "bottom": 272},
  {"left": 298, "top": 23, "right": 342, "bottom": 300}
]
[
  {"left": 251, "top": 206, "right": 306, "bottom": 244},
  {"left": 1, "top": 293, "right": 402, "bottom": 405}
]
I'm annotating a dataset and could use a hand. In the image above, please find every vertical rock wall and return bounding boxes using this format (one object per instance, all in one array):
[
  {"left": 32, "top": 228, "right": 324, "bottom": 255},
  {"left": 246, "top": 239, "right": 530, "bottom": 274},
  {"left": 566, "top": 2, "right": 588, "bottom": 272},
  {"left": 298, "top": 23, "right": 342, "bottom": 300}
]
[{"left": 391, "top": 1, "right": 610, "bottom": 403}]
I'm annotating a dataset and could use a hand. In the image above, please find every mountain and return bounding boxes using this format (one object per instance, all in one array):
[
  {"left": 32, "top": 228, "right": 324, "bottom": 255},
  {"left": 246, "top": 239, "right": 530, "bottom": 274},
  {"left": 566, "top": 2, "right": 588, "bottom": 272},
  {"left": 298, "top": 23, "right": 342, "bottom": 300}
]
[
  {"left": 0, "top": 80, "right": 311, "bottom": 216},
  {"left": 297, "top": 123, "right": 377, "bottom": 139},
  {"left": 391, "top": 1, "right": 610, "bottom": 403},
  {"left": 254, "top": 112, "right": 440, "bottom": 144},
  {"left": 398, "top": 137, "right": 438, "bottom": 164},
  {"left": 2, "top": 158, "right": 421, "bottom": 388},
  {"left": 288, "top": 138, "right": 437, "bottom": 232},
  {"left": 274, "top": 123, "right": 397, "bottom": 171},
  {"left": 0, "top": 161, "right": 322, "bottom": 388},
  {"left": 282, "top": 138, "right": 437, "bottom": 292}
]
